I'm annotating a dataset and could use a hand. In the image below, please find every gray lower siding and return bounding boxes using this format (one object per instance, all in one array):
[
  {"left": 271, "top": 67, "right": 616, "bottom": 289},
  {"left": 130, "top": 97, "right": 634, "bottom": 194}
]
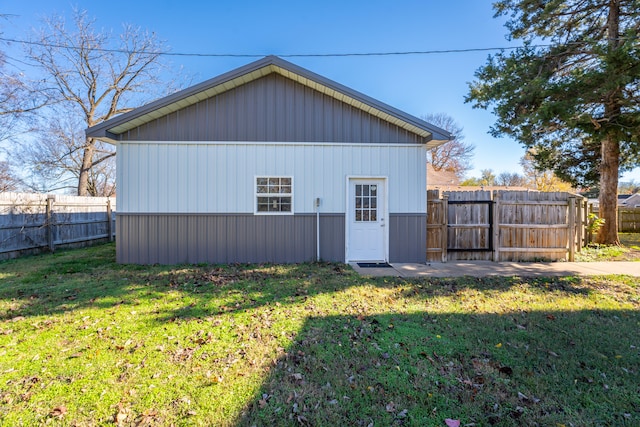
[
  {"left": 116, "top": 213, "right": 426, "bottom": 264},
  {"left": 389, "top": 214, "right": 427, "bottom": 263}
]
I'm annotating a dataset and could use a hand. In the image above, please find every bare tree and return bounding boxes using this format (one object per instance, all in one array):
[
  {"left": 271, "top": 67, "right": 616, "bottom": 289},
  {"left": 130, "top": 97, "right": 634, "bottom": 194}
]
[
  {"left": 496, "top": 172, "right": 527, "bottom": 187},
  {"left": 0, "top": 160, "right": 19, "bottom": 191},
  {"left": 422, "top": 113, "right": 474, "bottom": 179},
  {"left": 14, "top": 112, "right": 115, "bottom": 195},
  {"left": 21, "top": 9, "right": 168, "bottom": 196},
  {"left": 0, "top": 38, "right": 52, "bottom": 141},
  {"left": 618, "top": 180, "right": 639, "bottom": 195}
]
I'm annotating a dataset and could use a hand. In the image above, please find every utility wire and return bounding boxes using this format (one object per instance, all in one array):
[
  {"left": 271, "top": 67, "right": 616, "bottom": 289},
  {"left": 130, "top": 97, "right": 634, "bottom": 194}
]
[
  {"left": 0, "top": 35, "right": 551, "bottom": 58},
  {"left": 1, "top": 35, "right": 636, "bottom": 58}
]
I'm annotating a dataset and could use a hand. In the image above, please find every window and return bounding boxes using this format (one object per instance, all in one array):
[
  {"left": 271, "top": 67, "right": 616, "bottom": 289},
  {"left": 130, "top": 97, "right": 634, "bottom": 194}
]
[
  {"left": 354, "top": 184, "right": 377, "bottom": 221},
  {"left": 256, "top": 177, "right": 292, "bottom": 213}
]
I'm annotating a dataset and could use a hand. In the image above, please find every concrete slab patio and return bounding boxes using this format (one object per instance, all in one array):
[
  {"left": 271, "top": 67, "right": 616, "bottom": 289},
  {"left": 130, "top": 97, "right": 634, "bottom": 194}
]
[{"left": 350, "top": 261, "right": 640, "bottom": 278}]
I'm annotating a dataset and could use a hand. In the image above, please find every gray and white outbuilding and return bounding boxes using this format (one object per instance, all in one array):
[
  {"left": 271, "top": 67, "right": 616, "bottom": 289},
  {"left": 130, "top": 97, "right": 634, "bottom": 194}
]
[{"left": 86, "top": 56, "right": 451, "bottom": 264}]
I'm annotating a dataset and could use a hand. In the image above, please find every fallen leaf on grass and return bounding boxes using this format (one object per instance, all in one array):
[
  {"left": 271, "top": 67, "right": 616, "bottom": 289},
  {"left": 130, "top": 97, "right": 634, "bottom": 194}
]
[
  {"left": 115, "top": 403, "right": 131, "bottom": 426},
  {"left": 259, "top": 393, "right": 270, "bottom": 408},
  {"left": 445, "top": 419, "right": 460, "bottom": 427},
  {"left": 498, "top": 366, "right": 513, "bottom": 376},
  {"left": 49, "top": 406, "right": 67, "bottom": 418},
  {"left": 137, "top": 409, "right": 158, "bottom": 426}
]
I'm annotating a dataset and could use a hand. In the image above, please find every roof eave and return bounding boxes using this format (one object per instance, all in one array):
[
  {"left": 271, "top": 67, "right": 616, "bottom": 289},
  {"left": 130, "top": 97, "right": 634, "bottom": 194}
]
[{"left": 86, "top": 55, "right": 453, "bottom": 143}]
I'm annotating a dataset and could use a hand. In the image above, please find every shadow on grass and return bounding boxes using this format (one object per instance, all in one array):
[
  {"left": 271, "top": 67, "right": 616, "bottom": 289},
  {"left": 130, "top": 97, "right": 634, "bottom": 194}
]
[
  {"left": 0, "top": 243, "right": 361, "bottom": 321},
  {"left": 1, "top": 244, "right": 639, "bottom": 426},
  {"left": 0, "top": 243, "right": 601, "bottom": 323},
  {"left": 234, "top": 310, "right": 640, "bottom": 427}
]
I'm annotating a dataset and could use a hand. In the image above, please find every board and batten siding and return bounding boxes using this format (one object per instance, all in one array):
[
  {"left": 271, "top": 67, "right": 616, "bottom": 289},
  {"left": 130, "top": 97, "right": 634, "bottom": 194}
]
[
  {"left": 115, "top": 141, "right": 427, "bottom": 264},
  {"left": 117, "top": 73, "right": 427, "bottom": 145},
  {"left": 117, "top": 141, "right": 427, "bottom": 215}
]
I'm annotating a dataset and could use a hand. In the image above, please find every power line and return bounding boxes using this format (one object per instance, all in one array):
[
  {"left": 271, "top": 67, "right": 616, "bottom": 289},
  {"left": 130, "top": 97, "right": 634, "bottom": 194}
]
[
  {"left": 1, "top": 35, "right": 635, "bottom": 59},
  {"left": 0, "top": 35, "right": 546, "bottom": 58}
]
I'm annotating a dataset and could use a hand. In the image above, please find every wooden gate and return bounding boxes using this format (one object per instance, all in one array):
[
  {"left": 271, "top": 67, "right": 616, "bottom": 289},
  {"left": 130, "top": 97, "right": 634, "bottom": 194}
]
[{"left": 427, "top": 190, "right": 586, "bottom": 262}]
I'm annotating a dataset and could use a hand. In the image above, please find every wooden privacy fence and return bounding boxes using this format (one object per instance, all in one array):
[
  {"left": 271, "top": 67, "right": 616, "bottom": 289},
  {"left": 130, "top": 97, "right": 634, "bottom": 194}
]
[
  {"left": 591, "top": 206, "right": 640, "bottom": 232},
  {"left": 427, "top": 190, "right": 588, "bottom": 262},
  {"left": 0, "top": 192, "right": 116, "bottom": 260}
]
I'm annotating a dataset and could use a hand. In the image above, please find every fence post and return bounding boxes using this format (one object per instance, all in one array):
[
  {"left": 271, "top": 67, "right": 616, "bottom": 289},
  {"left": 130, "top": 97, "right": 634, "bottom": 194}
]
[
  {"left": 46, "top": 195, "right": 55, "bottom": 252},
  {"left": 618, "top": 206, "right": 622, "bottom": 232},
  {"left": 583, "top": 200, "right": 589, "bottom": 245},
  {"left": 492, "top": 192, "right": 500, "bottom": 261},
  {"left": 568, "top": 196, "right": 576, "bottom": 261},
  {"left": 441, "top": 194, "right": 448, "bottom": 263},
  {"left": 575, "top": 197, "right": 583, "bottom": 253},
  {"left": 106, "top": 198, "right": 113, "bottom": 242}
]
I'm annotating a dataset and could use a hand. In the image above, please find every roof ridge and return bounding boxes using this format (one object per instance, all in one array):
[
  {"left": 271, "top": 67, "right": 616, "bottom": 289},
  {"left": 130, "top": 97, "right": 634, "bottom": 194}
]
[{"left": 86, "top": 56, "right": 452, "bottom": 145}]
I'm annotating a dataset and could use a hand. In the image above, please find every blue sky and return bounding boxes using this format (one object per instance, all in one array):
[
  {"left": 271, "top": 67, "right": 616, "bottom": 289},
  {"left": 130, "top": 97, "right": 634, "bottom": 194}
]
[{"left": 3, "top": 0, "right": 639, "bottom": 182}]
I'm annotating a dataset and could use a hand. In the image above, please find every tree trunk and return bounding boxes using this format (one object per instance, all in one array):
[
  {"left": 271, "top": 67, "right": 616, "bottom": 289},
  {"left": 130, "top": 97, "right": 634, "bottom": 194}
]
[
  {"left": 77, "top": 138, "right": 95, "bottom": 196},
  {"left": 597, "top": 135, "right": 620, "bottom": 244},
  {"left": 596, "top": 0, "right": 621, "bottom": 245}
]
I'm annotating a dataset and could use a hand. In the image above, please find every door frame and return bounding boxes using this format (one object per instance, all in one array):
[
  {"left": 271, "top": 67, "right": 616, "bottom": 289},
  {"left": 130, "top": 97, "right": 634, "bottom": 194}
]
[{"left": 344, "top": 176, "right": 389, "bottom": 262}]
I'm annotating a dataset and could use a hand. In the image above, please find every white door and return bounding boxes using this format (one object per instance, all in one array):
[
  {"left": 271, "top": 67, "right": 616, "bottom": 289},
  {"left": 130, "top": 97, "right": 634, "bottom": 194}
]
[{"left": 347, "top": 178, "right": 387, "bottom": 262}]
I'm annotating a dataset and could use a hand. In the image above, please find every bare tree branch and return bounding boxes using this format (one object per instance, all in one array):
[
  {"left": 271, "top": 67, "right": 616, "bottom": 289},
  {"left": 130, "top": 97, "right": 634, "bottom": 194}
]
[
  {"left": 422, "top": 113, "right": 475, "bottom": 179},
  {"left": 18, "top": 8, "right": 172, "bottom": 196}
]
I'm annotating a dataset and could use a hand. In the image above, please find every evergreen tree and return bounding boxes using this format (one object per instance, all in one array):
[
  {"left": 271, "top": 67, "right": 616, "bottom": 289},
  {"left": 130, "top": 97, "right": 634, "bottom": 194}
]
[{"left": 467, "top": 0, "right": 640, "bottom": 244}]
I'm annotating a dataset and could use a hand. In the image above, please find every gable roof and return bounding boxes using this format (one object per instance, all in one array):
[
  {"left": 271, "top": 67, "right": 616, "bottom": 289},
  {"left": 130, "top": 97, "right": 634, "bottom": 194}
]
[
  {"left": 86, "top": 55, "right": 451, "bottom": 148},
  {"left": 426, "top": 163, "right": 460, "bottom": 188},
  {"left": 620, "top": 193, "right": 640, "bottom": 206}
]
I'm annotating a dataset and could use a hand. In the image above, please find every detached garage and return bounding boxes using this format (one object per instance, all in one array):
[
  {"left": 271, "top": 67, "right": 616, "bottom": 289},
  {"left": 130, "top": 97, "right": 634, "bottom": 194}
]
[{"left": 86, "top": 56, "right": 451, "bottom": 264}]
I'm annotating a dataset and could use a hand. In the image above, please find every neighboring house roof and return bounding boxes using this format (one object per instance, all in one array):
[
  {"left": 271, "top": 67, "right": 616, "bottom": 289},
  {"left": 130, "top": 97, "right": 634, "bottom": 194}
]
[
  {"left": 86, "top": 55, "right": 451, "bottom": 147},
  {"left": 426, "top": 163, "right": 460, "bottom": 188},
  {"left": 620, "top": 193, "right": 640, "bottom": 207}
]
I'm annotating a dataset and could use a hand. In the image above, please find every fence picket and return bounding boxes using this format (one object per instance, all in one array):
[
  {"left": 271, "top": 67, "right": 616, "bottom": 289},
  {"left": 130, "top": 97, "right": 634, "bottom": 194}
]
[
  {"left": 0, "top": 192, "right": 116, "bottom": 260},
  {"left": 427, "top": 190, "right": 587, "bottom": 262}
]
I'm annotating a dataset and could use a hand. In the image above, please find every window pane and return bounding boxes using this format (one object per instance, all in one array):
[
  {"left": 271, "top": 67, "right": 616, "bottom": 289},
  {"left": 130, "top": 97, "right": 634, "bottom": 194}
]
[
  {"left": 370, "top": 185, "right": 377, "bottom": 195},
  {"left": 356, "top": 185, "right": 362, "bottom": 196},
  {"left": 363, "top": 211, "right": 369, "bottom": 221},
  {"left": 363, "top": 198, "right": 369, "bottom": 208},
  {"left": 370, "top": 210, "right": 377, "bottom": 221},
  {"left": 355, "top": 197, "right": 361, "bottom": 208},
  {"left": 257, "top": 197, "right": 269, "bottom": 212},
  {"left": 371, "top": 197, "right": 377, "bottom": 208},
  {"left": 363, "top": 185, "right": 370, "bottom": 196},
  {"left": 256, "top": 178, "right": 292, "bottom": 213},
  {"left": 281, "top": 197, "right": 291, "bottom": 211},
  {"left": 355, "top": 211, "right": 362, "bottom": 221}
]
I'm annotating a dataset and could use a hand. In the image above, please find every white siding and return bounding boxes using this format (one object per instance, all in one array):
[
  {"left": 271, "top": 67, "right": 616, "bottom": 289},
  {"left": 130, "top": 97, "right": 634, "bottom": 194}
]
[{"left": 117, "top": 141, "right": 426, "bottom": 214}]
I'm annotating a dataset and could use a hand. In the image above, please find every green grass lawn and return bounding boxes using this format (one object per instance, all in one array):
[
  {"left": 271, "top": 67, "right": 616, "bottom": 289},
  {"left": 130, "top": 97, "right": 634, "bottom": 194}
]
[
  {"left": 1, "top": 244, "right": 639, "bottom": 426},
  {"left": 576, "top": 233, "right": 640, "bottom": 261}
]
